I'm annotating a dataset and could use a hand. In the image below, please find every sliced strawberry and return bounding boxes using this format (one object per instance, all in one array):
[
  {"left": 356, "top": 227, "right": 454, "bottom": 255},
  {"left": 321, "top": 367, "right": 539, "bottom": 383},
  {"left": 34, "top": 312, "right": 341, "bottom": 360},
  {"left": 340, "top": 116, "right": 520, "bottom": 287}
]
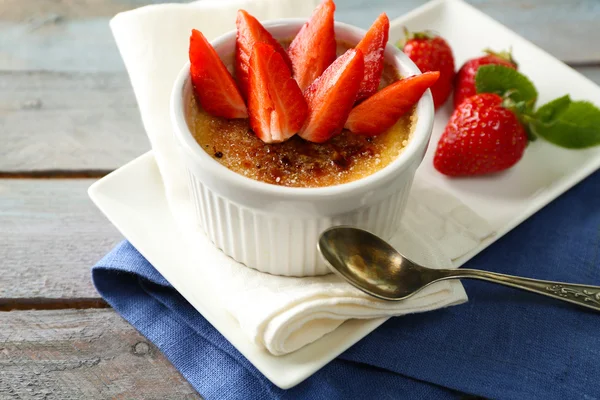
[
  {"left": 288, "top": 0, "right": 336, "bottom": 92},
  {"left": 235, "top": 10, "right": 292, "bottom": 99},
  {"left": 355, "top": 12, "right": 389, "bottom": 102},
  {"left": 345, "top": 71, "right": 439, "bottom": 136},
  {"left": 248, "top": 43, "right": 308, "bottom": 143},
  {"left": 299, "top": 49, "right": 364, "bottom": 143},
  {"left": 189, "top": 29, "right": 247, "bottom": 119}
]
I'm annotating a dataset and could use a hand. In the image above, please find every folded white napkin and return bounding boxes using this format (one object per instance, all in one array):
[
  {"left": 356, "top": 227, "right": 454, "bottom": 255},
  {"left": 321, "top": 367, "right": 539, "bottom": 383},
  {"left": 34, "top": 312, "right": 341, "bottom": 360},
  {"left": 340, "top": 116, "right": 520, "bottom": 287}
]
[{"left": 110, "top": 0, "right": 494, "bottom": 356}]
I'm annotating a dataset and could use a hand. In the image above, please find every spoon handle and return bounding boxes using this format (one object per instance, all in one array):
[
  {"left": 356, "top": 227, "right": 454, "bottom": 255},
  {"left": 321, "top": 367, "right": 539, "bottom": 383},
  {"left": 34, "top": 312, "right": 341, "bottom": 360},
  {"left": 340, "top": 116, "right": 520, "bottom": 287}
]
[{"left": 437, "top": 268, "right": 600, "bottom": 311}]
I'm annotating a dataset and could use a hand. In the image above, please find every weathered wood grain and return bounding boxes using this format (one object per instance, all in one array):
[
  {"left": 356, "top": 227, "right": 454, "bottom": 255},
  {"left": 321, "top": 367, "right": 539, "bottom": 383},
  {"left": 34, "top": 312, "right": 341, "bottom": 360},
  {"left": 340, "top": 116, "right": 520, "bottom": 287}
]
[
  {"left": 0, "top": 0, "right": 599, "bottom": 172},
  {"left": 0, "top": 0, "right": 185, "bottom": 72},
  {"left": 0, "top": 71, "right": 149, "bottom": 171},
  {"left": 0, "top": 0, "right": 597, "bottom": 74},
  {"left": 0, "top": 308, "right": 200, "bottom": 399},
  {"left": 0, "top": 180, "right": 120, "bottom": 301},
  {"left": 0, "top": 0, "right": 180, "bottom": 20}
]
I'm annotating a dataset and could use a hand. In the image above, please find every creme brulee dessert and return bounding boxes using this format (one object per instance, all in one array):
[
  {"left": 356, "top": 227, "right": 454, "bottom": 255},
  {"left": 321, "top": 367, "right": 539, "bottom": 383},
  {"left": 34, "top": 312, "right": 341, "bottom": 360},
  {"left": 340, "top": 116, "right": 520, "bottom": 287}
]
[
  {"left": 188, "top": 55, "right": 415, "bottom": 187},
  {"left": 186, "top": 2, "right": 438, "bottom": 188}
]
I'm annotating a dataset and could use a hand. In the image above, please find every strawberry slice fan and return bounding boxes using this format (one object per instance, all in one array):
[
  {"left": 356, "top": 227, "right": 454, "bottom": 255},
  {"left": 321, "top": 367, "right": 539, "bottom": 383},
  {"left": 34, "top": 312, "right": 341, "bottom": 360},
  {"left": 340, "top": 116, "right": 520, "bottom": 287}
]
[{"left": 189, "top": 3, "right": 440, "bottom": 145}]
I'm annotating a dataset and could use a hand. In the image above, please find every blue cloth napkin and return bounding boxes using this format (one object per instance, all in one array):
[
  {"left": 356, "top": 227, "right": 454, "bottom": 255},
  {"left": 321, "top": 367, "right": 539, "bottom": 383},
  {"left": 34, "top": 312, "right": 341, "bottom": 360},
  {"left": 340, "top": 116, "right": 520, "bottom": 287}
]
[{"left": 93, "top": 171, "right": 600, "bottom": 400}]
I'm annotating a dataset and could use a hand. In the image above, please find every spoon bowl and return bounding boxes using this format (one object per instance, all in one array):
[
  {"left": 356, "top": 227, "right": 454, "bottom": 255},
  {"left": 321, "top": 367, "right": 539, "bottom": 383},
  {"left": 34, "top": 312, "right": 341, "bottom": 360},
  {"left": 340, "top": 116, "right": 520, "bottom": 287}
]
[
  {"left": 318, "top": 226, "right": 600, "bottom": 311},
  {"left": 318, "top": 226, "right": 440, "bottom": 300}
]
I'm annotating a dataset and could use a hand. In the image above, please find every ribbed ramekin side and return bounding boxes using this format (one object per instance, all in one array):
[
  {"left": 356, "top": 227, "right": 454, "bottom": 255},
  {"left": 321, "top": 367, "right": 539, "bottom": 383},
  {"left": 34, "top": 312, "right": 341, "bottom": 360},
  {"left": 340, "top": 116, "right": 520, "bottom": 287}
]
[{"left": 186, "top": 170, "right": 413, "bottom": 277}]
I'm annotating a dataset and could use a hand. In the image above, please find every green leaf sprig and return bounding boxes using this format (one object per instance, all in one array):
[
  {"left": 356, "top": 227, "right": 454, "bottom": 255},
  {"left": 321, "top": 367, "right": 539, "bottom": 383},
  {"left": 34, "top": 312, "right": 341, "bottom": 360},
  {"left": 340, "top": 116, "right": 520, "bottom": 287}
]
[{"left": 475, "top": 65, "right": 600, "bottom": 149}]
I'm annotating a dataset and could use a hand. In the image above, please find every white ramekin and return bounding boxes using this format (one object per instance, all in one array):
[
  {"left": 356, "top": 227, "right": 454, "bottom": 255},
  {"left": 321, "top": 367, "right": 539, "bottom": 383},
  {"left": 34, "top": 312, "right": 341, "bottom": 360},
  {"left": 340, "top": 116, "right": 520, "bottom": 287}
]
[{"left": 171, "top": 19, "right": 434, "bottom": 277}]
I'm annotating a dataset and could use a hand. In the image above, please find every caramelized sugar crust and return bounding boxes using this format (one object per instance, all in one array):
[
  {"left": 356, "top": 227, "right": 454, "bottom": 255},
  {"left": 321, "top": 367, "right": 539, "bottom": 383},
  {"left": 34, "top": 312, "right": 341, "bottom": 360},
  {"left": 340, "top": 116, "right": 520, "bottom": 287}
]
[{"left": 188, "top": 44, "right": 417, "bottom": 188}]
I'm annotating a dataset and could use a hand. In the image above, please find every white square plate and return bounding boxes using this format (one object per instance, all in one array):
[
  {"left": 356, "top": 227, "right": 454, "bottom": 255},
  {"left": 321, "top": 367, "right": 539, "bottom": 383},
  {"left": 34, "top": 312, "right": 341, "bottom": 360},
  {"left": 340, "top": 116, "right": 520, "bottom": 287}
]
[{"left": 89, "top": 0, "right": 600, "bottom": 389}]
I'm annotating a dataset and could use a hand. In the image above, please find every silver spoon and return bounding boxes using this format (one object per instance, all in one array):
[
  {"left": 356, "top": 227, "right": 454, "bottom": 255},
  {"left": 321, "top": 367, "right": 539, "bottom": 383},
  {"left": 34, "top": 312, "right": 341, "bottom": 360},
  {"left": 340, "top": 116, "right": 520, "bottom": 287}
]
[{"left": 318, "top": 226, "right": 600, "bottom": 311}]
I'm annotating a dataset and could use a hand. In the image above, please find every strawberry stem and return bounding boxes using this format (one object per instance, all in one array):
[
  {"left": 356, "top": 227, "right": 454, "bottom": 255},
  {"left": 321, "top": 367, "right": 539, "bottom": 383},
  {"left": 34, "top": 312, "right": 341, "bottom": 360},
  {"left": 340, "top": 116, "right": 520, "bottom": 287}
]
[
  {"left": 397, "top": 27, "right": 438, "bottom": 47},
  {"left": 412, "top": 31, "right": 436, "bottom": 40},
  {"left": 502, "top": 95, "right": 537, "bottom": 142},
  {"left": 483, "top": 47, "right": 517, "bottom": 67},
  {"left": 520, "top": 115, "right": 539, "bottom": 142}
]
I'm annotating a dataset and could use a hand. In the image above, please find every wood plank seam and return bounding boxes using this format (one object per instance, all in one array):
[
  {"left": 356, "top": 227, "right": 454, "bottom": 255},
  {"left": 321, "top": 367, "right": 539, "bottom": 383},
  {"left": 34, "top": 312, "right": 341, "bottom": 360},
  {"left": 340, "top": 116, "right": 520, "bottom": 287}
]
[
  {"left": 0, "top": 298, "right": 109, "bottom": 312},
  {"left": 0, "top": 170, "right": 110, "bottom": 179}
]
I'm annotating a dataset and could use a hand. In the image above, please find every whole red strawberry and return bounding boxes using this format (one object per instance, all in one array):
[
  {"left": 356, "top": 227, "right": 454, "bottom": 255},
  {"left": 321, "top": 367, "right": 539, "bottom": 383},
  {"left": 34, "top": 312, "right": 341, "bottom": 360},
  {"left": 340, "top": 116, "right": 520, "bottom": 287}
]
[
  {"left": 434, "top": 93, "right": 527, "bottom": 176},
  {"left": 401, "top": 30, "right": 454, "bottom": 110},
  {"left": 454, "top": 50, "right": 517, "bottom": 108}
]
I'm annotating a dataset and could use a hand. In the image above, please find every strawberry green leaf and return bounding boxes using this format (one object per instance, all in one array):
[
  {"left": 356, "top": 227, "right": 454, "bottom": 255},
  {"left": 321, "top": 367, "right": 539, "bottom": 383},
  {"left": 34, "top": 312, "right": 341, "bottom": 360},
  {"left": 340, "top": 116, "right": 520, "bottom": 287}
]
[
  {"left": 534, "top": 95, "right": 571, "bottom": 123},
  {"left": 475, "top": 65, "right": 538, "bottom": 111},
  {"left": 529, "top": 97, "right": 600, "bottom": 149}
]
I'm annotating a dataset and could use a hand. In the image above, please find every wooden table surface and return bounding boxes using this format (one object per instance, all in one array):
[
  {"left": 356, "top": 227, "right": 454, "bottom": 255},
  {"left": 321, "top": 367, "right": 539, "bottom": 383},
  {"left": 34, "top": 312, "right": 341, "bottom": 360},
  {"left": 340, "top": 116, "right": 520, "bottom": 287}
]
[{"left": 1, "top": 0, "right": 599, "bottom": 398}]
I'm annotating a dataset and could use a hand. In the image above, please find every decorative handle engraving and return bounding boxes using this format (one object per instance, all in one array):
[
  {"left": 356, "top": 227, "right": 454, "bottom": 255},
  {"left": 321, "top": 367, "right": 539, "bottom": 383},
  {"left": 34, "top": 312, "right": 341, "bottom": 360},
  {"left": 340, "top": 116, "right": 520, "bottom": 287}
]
[
  {"left": 435, "top": 268, "right": 600, "bottom": 312},
  {"left": 545, "top": 285, "right": 600, "bottom": 306}
]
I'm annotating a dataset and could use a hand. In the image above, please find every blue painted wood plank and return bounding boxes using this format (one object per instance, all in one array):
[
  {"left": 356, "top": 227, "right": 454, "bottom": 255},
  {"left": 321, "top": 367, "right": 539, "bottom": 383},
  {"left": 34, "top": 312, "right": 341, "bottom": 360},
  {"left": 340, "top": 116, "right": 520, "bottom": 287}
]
[{"left": 0, "top": 0, "right": 597, "bottom": 73}]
